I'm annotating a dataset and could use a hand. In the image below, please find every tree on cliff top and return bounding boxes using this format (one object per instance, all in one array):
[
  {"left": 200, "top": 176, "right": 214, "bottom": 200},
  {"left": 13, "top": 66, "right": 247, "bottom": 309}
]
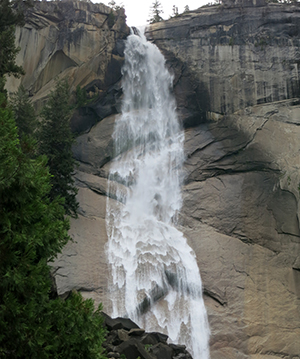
[
  {"left": 108, "top": 0, "right": 124, "bottom": 10},
  {"left": 148, "top": 0, "right": 164, "bottom": 23},
  {"left": 38, "top": 80, "right": 79, "bottom": 218}
]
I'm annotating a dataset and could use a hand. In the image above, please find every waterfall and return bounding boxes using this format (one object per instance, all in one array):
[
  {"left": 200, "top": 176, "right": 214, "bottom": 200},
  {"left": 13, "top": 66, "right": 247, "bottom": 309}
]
[{"left": 106, "top": 31, "right": 210, "bottom": 359}]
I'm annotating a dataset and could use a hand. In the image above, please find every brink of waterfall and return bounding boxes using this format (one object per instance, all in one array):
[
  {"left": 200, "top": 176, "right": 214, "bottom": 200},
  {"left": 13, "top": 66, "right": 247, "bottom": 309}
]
[{"left": 106, "top": 30, "right": 210, "bottom": 359}]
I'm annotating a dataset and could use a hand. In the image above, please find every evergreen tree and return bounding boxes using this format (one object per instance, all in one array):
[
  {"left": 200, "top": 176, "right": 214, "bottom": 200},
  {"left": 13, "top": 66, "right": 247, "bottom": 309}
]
[
  {"left": 184, "top": 5, "right": 190, "bottom": 12},
  {"left": 108, "top": 0, "right": 124, "bottom": 10},
  {"left": 0, "top": 4, "right": 106, "bottom": 358},
  {"left": 0, "top": 0, "right": 32, "bottom": 30},
  {"left": 172, "top": 5, "right": 179, "bottom": 17},
  {"left": 148, "top": 0, "right": 164, "bottom": 23},
  {"left": 0, "top": 25, "right": 24, "bottom": 88},
  {"left": 0, "top": 95, "right": 106, "bottom": 359},
  {"left": 0, "top": 95, "right": 68, "bottom": 357},
  {"left": 0, "top": 0, "right": 32, "bottom": 93},
  {"left": 10, "top": 85, "right": 37, "bottom": 142},
  {"left": 38, "top": 80, "right": 79, "bottom": 217}
]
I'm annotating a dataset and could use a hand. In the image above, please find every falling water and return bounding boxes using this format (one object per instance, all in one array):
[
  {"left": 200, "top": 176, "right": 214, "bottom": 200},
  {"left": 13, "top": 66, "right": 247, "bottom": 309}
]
[{"left": 106, "top": 31, "right": 210, "bottom": 359}]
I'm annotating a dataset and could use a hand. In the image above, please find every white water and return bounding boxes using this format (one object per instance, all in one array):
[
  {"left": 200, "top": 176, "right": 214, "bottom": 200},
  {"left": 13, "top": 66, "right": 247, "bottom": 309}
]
[{"left": 106, "top": 31, "right": 210, "bottom": 359}]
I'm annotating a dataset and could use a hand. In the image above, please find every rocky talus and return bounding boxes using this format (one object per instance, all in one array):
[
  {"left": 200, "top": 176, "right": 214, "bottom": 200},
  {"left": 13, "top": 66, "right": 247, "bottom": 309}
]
[
  {"left": 8, "top": 1, "right": 300, "bottom": 358},
  {"left": 102, "top": 313, "right": 193, "bottom": 359}
]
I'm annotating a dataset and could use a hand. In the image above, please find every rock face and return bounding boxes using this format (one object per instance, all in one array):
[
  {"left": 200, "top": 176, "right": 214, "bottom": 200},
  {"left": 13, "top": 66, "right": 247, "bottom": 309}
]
[
  {"left": 6, "top": 0, "right": 129, "bottom": 132},
  {"left": 146, "top": 1, "right": 300, "bottom": 124},
  {"left": 180, "top": 101, "right": 300, "bottom": 359},
  {"left": 145, "top": 3, "right": 300, "bottom": 358},
  {"left": 10, "top": 1, "right": 300, "bottom": 358}
]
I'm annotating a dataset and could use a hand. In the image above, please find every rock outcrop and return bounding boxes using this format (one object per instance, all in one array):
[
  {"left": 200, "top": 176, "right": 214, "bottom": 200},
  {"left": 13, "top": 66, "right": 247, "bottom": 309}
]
[
  {"left": 6, "top": 0, "right": 129, "bottom": 132},
  {"left": 146, "top": 1, "right": 300, "bottom": 124},
  {"left": 9, "top": 1, "right": 300, "bottom": 358},
  {"left": 102, "top": 313, "right": 193, "bottom": 359}
]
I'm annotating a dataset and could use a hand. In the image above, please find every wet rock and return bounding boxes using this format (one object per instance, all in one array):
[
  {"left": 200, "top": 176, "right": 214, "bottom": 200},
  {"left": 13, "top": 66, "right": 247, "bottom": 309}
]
[
  {"left": 39, "top": 2, "right": 300, "bottom": 358},
  {"left": 128, "top": 328, "right": 145, "bottom": 336},
  {"left": 107, "top": 352, "right": 120, "bottom": 359},
  {"left": 117, "top": 329, "right": 130, "bottom": 342},
  {"left": 149, "top": 342, "right": 173, "bottom": 359},
  {"left": 102, "top": 312, "right": 139, "bottom": 331},
  {"left": 101, "top": 313, "right": 193, "bottom": 359},
  {"left": 116, "top": 338, "right": 153, "bottom": 359}
]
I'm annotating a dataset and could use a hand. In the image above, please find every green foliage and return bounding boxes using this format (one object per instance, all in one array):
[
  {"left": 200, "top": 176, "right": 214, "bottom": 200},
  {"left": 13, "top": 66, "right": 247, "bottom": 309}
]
[
  {"left": 0, "top": 0, "right": 32, "bottom": 30},
  {"left": 0, "top": 96, "right": 106, "bottom": 359},
  {"left": 107, "top": 11, "right": 115, "bottom": 28},
  {"left": 43, "top": 293, "right": 107, "bottom": 359},
  {"left": 144, "top": 344, "right": 152, "bottom": 352},
  {"left": 148, "top": 1, "right": 164, "bottom": 24},
  {"left": 229, "top": 37, "right": 234, "bottom": 46},
  {"left": 0, "top": 5, "right": 106, "bottom": 358},
  {"left": 10, "top": 85, "right": 37, "bottom": 142},
  {"left": 75, "top": 85, "right": 96, "bottom": 108},
  {"left": 0, "top": 96, "right": 21, "bottom": 188},
  {"left": 0, "top": 0, "right": 33, "bottom": 93},
  {"left": 184, "top": 5, "right": 190, "bottom": 12},
  {"left": 76, "top": 85, "right": 88, "bottom": 107},
  {"left": 255, "top": 37, "right": 268, "bottom": 50},
  {"left": 38, "top": 80, "right": 79, "bottom": 217},
  {"left": 0, "top": 96, "right": 68, "bottom": 357},
  {"left": 0, "top": 25, "right": 24, "bottom": 93}
]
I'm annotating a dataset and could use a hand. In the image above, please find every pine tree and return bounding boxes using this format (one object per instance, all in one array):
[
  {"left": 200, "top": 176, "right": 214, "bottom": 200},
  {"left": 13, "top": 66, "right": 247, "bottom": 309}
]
[
  {"left": 0, "top": 95, "right": 68, "bottom": 357},
  {"left": 0, "top": 95, "right": 106, "bottom": 359},
  {"left": 0, "top": 25, "right": 24, "bottom": 81},
  {"left": 108, "top": 0, "right": 123, "bottom": 10},
  {"left": 10, "top": 85, "right": 37, "bottom": 141},
  {"left": 0, "top": 0, "right": 32, "bottom": 93},
  {"left": 148, "top": 0, "right": 164, "bottom": 24},
  {"left": 172, "top": 5, "right": 179, "bottom": 17},
  {"left": 38, "top": 80, "right": 79, "bottom": 217},
  {"left": 184, "top": 5, "right": 190, "bottom": 12}
]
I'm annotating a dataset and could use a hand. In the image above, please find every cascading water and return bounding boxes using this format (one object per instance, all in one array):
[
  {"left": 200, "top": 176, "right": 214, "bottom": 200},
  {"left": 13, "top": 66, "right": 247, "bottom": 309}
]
[{"left": 106, "top": 30, "right": 210, "bottom": 359}]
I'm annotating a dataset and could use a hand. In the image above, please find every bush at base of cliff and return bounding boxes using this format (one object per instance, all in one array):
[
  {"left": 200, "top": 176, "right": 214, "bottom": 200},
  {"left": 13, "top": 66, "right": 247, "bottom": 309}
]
[{"left": 42, "top": 293, "right": 107, "bottom": 359}]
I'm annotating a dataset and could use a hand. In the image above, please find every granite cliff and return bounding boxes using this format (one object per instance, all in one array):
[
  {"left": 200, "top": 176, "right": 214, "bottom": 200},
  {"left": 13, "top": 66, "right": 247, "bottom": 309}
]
[
  {"left": 8, "top": 1, "right": 300, "bottom": 358},
  {"left": 146, "top": 3, "right": 300, "bottom": 358},
  {"left": 6, "top": 0, "right": 129, "bottom": 132}
]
